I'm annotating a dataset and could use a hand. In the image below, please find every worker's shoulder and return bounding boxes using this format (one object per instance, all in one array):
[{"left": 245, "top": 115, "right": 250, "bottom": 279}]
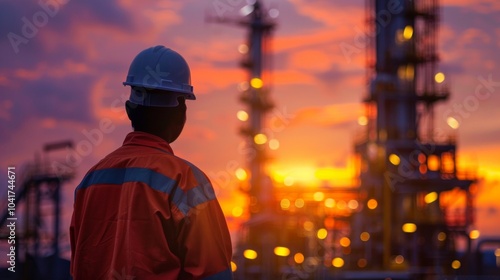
[
  {"left": 109, "top": 146, "right": 205, "bottom": 172},
  {"left": 175, "top": 157, "right": 208, "bottom": 180},
  {"left": 83, "top": 144, "right": 210, "bottom": 183}
]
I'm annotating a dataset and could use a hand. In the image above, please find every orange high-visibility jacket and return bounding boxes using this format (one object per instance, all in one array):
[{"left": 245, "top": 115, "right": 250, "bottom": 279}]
[{"left": 70, "top": 131, "right": 233, "bottom": 279}]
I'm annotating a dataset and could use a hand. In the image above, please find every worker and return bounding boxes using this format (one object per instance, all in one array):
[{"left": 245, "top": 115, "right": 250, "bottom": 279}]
[{"left": 70, "top": 46, "right": 233, "bottom": 279}]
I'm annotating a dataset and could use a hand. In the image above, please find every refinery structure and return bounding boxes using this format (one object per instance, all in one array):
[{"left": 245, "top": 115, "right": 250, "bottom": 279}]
[
  {"left": 227, "top": 0, "right": 495, "bottom": 279},
  {"left": 1, "top": 0, "right": 499, "bottom": 279},
  {"left": 0, "top": 142, "right": 74, "bottom": 279}
]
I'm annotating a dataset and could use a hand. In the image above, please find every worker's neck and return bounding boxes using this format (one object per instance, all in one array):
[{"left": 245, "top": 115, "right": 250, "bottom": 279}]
[{"left": 136, "top": 128, "right": 177, "bottom": 144}]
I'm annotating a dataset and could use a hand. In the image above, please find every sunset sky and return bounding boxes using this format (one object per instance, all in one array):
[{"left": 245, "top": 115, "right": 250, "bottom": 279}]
[{"left": 1, "top": 0, "right": 499, "bottom": 255}]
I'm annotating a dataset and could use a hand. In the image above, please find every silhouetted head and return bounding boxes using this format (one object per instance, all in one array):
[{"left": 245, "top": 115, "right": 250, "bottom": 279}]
[
  {"left": 122, "top": 46, "right": 195, "bottom": 143},
  {"left": 126, "top": 93, "right": 187, "bottom": 143}
]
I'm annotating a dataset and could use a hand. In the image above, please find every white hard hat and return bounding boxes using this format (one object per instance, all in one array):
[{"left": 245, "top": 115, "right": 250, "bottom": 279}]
[{"left": 123, "top": 45, "right": 196, "bottom": 107}]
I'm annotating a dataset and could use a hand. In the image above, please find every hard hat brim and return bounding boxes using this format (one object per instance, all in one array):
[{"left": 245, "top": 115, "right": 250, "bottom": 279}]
[
  {"left": 128, "top": 87, "right": 195, "bottom": 107},
  {"left": 123, "top": 82, "right": 196, "bottom": 100}
]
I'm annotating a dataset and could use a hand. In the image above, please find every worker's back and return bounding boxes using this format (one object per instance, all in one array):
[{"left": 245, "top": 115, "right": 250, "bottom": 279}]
[{"left": 70, "top": 132, "right": 232, "bottom": 279}]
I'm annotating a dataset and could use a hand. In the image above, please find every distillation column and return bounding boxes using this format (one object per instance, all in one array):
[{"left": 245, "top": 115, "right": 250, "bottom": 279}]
[{"left": 352, "top": 0, "right": 475, "bottom": 278}]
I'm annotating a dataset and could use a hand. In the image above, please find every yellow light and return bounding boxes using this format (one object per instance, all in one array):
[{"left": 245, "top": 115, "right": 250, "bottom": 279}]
[
  {"left": 325, "top": 198, "right": 335, "bottom": 208},
  {"left": 340, "top": 237, "right": 351, "bottom": 247},
  {"left": 269, "top": 139, "right": 280, "bottom": 150},
  {"left": 232, "top": 207, "right": 243, "bottom": 217},
  {"left": 231, "top": 261, "right": 237, "bottom": 272},
  {"left": 398, "top": 65, "right": 406, "bottom": 80},
  {"left": 470, "top": 230, "right": 480, "bottom": 240},
  {"left": 332, "top": 257, "right": 344, "bottom": 268},
  {"left": 274, "top": 246, "right": 290, "bottom": 257},
  {"left": 254, "top": 133, "right": 268, "bottom": 145},
  {"left": 427, "top": 155, "right": 440, "bottom": 171},
  {"left": 236, "top": 110, "right": 249, "bottom": 121},
  {"left": 295, "top": 198, "right": 305, "bottom": 208},
  {"left": 425, "top": 192, "right": 438, "bottom": 204},
  {"left": 389, "top": 154, "right": 400, "bottom": 165},
  {"left": 250, "top": 77, "right": 263, "bottom": 89},
  {"left": 231, "top": 261, "right": 238, "bottom": 272},
  {"left": 303, "top": 221, "right": 314, "bottom": 232},
  {"left": 402, "top": 223, "right": 417, "bottom": 233},
  {"left": 367, "top": 199, "right": 378, "bottom": 210},
  {"left": 395, "top": 255, "right": 405, "bottom": 264},
  {"left": 497, "top": 249, "right": 500, "bottom": 269},
  {"left": 284, "top": 176, "right": 294, "bottom": 186},
  {"left": 317, "top": 228, "right": 328, "bottom": 240},
  {"left": 243, "top": 249, "right": 257, "bottom": 260},
  {"left": 348, "top": 200, "right": 359, "bottom": 210},
  {"left": 447, "top": 117, "right": 460, "bottom": 129},
  {"left": 294, "top": 253, "right": 305, "bottom": 264},
  {"left": 438, "top": 232, "right": 446, "bottom": 241},
  {"left": 280, "top": 198, "right": 291, "bottom": 210},
  {"left": 451, "top": 260, "right": 461, "bottom": 269},
  {"left": 313, "top": 192, "right": 325, "bottom": 201},
  {"left": 315, "top": 167, "right": 335, "bottom": 180},
  {"left": 435, "top": 72, "right": 445, "bottom": 83},
  {"left": 238, "top": 44, "right": 249, "bottom": 54},
  {"left": 403, "top": 25, "right": 413, "bottom": 40},
  {"left": 406, "top": 64, "right": 414, "bottom": 79},
  {"left": 441, "top": 152, "right": 455, "bottom": 173},
  {"left": 494, "top": 248, "right": 500, "bottom": 257},
  {"left": 235, "top": 168, "right": 248, "bottom": 181},
  {"left": 360, "top": 232, "right": 370, "bottom": 242},
  {"left": 358, "top": 116, "right": 368, "bottom": 126},
  {"left": 397, "top": 64, "right": 414, "bottom": 80}
]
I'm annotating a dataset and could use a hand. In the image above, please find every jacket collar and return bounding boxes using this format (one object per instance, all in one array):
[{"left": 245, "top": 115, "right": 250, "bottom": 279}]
[{"left": 122, "top": 131, "right": 174, "bottom": 154}]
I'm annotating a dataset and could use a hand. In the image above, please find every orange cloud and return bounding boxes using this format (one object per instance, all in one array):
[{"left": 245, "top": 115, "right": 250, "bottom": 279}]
[
  {"left": 89, "top": 75, "right": 130, "bottom": 124},
  {"left": 181, "top": 123, "right": 217, "bottom": 141},
  {"left": 14, "top": 60, "right": 90, "bottom": 81},
  {"left": 291, "top": 103, "right": 362, "bottom": 127},
  {"left": 15, "top": 68, "right": 44, "bottom": 81},
  {"left": 41, "top": 118, "right": 57, "bottom": 128},
  {"left": 175, "top": 37, "right": 242, "bottom": 64},
  {"left": 272, "top": 69, "right": 318, "bottom": 85},
  {"left": 460, "top": 28, "right": 491, "bottom": 46},
  {"left": 289, "top": 49, "right": 334, "bottom": 72},
  {"left": 190, "top": 63, "right": 243, "bottom": 94},
  {"left": 274, "top": 29, "right": 341, "bottom": 53}
]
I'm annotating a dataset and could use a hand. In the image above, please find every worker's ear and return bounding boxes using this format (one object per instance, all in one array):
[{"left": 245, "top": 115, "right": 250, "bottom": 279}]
[
  {"left": 125, "top": 100, "right": 141, "bottom": 128},
  {"left": 125, "top": 100, "right": 137, "bottom": 123}
]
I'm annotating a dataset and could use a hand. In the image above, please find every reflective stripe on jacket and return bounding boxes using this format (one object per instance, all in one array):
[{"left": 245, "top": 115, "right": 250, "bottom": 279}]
[{"left": 70, "top": 131, "right": 232, "bottom": 279}]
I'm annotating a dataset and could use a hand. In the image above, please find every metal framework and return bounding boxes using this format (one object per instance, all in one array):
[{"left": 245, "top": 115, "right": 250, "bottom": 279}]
[
  {"left": 348, "top": 0, "right": 476, "bottom": 278},
  {"left": 211, "top": 1, "right": 492, "bottom": 279},
  {"left": 0, "top": 141, "right": 74, "bottom": 279}
]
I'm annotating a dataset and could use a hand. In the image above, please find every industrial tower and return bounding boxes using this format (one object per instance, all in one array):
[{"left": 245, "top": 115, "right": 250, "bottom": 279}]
[
  {"left": 233, "top": 2, "right": 278, "bottom": 279},
  {"left": 209, "top": 1, "right": 287, "bottom": 279},
  {"left": 0, "top": 141, "right": 74, "bottom": 279},
  {"left": 349, "top": 0, "right": 476, "bottom": 278},
  {"left": 212, "top": 0, "right": 482, "bottom": 279},
  {"left": 236, "top": 0, "right": 275, "bottom": 215}
]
